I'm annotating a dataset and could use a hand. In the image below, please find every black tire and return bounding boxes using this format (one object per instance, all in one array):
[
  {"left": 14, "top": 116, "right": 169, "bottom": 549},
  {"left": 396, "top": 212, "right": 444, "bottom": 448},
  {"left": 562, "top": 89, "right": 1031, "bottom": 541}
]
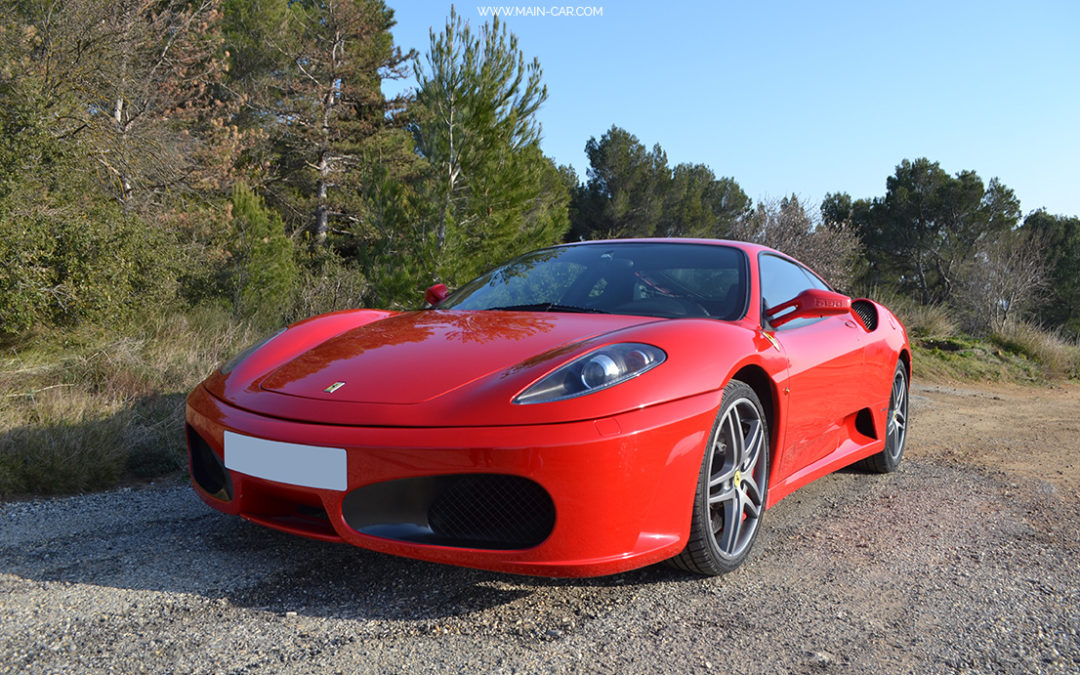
[
  {"left": 861, "top": 360, "right": 909, "bottom": 474},
  {"left": 669, "top": 379, "right": 770, "bottom": 576}
]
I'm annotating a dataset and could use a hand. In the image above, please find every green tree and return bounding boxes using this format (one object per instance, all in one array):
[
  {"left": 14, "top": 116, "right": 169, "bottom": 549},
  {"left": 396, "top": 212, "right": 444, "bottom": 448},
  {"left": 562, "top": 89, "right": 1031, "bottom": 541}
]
[
  {"left": 854, "top": 158, "right": 1020, "bottom": 304},
  {"left": 1023, "top": 210, "right": 1080, "bottom": 335},
  {"left": 222, "top": 0, "right": 413, "bottom": 246},
  {"left": 349, "top": 132, "right": 434, "bottom": 308},
  {"left": 821, "top": 192, "right": 855, "bottom": 228},
  {"left": 226, "top": 183, "right": 299, "bottom": 323},
  {"left": 661, "top": 164, "right": 749, "bottom": 238},
  {"left": 411, "top": 6, "right": 567, "bottom": 286},
  {"left": 571, "top": 126, "right": 668, "bottom": 239},
  {"left": 570, "top": 126, "right": 748, "bottom": 241}
]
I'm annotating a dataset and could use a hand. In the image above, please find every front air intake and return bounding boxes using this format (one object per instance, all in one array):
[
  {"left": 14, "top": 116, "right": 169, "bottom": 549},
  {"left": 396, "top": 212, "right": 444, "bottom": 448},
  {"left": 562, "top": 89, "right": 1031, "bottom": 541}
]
[
  {"left": 342, "top": 474, "right": 555, "bottom": 550},
  {"left": 187, "top": 425, "right": 233, "bottom": 501}
]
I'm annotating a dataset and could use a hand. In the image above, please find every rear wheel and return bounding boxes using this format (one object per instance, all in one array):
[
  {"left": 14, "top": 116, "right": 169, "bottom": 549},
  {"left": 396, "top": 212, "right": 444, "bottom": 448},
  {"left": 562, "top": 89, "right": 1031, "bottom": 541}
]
[
  {"left": 670, "top": 380, "right": 769, "bottom": 575},
  {"left": 861, "top": 361, "right": 909, "bottom": 473}
]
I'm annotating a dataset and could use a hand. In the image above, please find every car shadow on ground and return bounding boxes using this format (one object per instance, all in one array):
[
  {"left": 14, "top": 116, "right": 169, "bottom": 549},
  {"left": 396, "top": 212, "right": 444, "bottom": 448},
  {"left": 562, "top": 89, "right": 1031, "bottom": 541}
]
[
  {"left": 211, "top": 519, "right": 692, "bottom": 621},
  {"left": 0, "top": 485, "right": 696, "bottom": 622}
]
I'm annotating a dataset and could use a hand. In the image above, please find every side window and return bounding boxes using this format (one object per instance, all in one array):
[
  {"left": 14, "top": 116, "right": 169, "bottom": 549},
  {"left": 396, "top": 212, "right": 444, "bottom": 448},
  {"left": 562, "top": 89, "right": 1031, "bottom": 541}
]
[{"left": 759, "top": 254, "right": 830, "bottom": 329}]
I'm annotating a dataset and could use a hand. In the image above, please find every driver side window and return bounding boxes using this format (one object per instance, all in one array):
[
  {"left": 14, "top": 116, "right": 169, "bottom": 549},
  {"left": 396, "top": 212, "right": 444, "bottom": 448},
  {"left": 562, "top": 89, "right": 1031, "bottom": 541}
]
[{"left": 759, "top": 254, "right": 830, "bottom": 329}]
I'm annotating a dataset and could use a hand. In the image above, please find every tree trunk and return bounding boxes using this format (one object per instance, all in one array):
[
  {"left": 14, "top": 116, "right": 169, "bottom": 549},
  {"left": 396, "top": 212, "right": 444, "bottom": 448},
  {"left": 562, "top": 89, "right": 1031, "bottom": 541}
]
[
  {"left": 913, "top": 251, "right": 931, "bottom": 305},
  {"left": 314, "top": 83, "right": 334, "bottom": 244},
  {"left": 315, "top": 151, "right": 329, "bottom": 244},
  {"left": 436, "top": 105, "right": 457, "bottom": 253}
]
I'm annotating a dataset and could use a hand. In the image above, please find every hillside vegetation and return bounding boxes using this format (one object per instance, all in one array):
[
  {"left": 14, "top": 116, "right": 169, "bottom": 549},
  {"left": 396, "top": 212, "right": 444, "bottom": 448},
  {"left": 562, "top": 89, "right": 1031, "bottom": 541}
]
[{"left": 1, "top": 1, "right": 1077, "bottom": 497}]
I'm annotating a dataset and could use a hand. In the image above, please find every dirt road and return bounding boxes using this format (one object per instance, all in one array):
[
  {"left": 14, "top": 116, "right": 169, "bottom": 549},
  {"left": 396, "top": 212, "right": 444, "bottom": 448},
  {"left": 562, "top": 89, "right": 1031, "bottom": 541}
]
[{"left": 2, "top": 381, "right": 1078, "bottom": 673}]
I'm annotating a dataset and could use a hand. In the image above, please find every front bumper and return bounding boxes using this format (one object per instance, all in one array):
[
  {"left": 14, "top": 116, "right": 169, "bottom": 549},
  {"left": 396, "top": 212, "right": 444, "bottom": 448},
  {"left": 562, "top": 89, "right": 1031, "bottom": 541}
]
[{"left": 185, "top": 385, "right": 720, "bottom": 577}]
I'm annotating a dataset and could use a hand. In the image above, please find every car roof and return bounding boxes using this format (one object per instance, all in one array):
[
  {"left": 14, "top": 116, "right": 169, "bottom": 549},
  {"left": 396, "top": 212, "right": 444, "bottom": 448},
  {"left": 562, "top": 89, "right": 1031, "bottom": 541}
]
[{"left": 557, "top": 238, "right": 779, "bottom": 258}]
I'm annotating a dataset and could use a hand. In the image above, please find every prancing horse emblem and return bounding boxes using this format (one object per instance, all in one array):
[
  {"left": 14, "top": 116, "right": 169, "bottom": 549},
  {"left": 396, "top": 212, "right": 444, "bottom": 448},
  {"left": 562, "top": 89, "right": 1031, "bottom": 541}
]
[{"left": 324, "top": 381, "right": 346, "bottom": 394}]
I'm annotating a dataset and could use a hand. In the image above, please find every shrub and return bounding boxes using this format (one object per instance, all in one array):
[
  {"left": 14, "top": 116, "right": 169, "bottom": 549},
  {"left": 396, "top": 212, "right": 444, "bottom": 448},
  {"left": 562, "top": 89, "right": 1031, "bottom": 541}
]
[
  {"left": 285, "top": 253, "right": 370, "bottom": 323},
  {"left": 0, "top": 195, "right": 178, "bottom": 335}
]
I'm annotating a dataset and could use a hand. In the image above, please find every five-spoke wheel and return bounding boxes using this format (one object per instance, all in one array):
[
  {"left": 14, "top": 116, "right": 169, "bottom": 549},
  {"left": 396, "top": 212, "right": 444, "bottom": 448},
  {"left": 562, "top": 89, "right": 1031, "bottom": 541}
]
[{"left": 671, "top": 379, "right": 769, "bottom": 575}]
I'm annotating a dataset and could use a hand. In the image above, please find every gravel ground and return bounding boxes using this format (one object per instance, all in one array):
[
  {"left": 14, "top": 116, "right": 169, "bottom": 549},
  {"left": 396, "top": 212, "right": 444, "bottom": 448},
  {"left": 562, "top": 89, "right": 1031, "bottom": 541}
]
[{"left": 2, "top": 383, "right": 1078, "bottom": 674}]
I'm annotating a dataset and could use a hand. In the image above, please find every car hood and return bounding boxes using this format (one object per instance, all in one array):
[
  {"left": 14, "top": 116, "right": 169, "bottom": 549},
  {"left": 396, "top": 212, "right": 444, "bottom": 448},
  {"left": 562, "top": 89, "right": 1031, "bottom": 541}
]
[
  {"left": 259, "top": 310, "right": 659, "bottom": 405},
  {"left": 210, "top": 309, "right": 764, "bottom": 427}
]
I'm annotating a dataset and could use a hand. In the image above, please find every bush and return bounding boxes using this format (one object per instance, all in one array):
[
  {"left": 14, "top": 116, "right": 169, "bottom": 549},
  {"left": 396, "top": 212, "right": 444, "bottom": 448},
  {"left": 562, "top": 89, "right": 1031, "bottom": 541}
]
[
  {"left": 285, "top": 253, "right": 370, "bottom": 322},
  {"left": 0, "top": 195, "right": 178, "bottom": 335}
]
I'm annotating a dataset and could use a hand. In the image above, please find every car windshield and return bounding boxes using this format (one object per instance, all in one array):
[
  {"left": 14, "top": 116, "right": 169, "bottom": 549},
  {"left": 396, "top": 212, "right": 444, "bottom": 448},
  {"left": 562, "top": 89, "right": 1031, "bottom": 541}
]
[{"left": 438, "top": 242, "right": 748, "bottom": 320}]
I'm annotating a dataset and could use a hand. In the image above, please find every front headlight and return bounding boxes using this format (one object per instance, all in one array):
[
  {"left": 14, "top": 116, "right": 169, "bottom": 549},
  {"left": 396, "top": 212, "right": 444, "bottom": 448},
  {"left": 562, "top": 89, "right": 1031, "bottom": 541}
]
[
  {"left": 514, "top": 343, "right": 666, "bottom": 404},
  {"left": 219, "top": 328, "right": 286, "bottom": 375}
]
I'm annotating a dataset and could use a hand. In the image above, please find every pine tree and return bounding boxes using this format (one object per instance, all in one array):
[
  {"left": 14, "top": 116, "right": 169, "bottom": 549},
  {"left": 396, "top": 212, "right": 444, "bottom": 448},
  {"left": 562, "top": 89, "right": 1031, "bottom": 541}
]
[
  {"left": 570, "top": 126, "right": 748, "bottom": 241},
  {"left": 227, "top": 183, "right": 298, "bottom": 323},
  {"left": 222, "top": 0, "right": 413, "bottom": 247},
  {"left": 412, "top": 6, "right": 568, "bottom": 286}
]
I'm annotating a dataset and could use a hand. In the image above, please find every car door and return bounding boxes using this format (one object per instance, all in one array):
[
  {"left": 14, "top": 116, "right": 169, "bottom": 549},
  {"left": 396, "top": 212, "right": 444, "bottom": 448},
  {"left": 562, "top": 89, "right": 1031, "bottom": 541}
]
[{"left": 759, "top": 254, "right": 866, "bottom": 477}]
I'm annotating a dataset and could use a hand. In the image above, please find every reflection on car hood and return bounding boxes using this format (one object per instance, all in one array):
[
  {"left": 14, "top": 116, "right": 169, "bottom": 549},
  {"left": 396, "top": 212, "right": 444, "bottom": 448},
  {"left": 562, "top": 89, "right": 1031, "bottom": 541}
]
[{"left": 259, "top": 310, "right": 659, "bottom": 404}]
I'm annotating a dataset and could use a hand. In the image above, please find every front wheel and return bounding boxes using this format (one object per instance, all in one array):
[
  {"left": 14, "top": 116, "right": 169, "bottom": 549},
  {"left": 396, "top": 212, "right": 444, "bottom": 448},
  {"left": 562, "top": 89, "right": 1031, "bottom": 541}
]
[{"left": 669, "top": 379, "right": 770, "bottom": 576}]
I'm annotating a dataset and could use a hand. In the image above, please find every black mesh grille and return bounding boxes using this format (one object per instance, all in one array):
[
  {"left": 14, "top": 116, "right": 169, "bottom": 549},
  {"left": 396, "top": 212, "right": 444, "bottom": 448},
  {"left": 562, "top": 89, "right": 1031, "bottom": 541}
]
[
  {"left": 427, "top": 475, "right": 555, "bottom": 548},
  {"left": 851, "top": 299, "right": 879, "bottom": 331},
  {"left": 342, "top": 474, "right": 556, "bottom": 550}
]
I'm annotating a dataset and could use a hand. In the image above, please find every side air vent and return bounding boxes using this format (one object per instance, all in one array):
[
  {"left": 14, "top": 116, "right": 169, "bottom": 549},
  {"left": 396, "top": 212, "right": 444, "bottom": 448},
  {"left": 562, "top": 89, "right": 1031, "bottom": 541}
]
[
  {"left": 851, "top": 299, "right": 879, "bottom": 331},
  {"left": 854, "top": 408, "right": 878, "bottom": 440}
]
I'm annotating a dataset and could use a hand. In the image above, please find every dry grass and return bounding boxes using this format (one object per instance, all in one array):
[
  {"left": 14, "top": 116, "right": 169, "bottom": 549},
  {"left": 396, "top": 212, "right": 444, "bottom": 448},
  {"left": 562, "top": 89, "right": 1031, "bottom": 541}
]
[
  {"left": 910, "top": 339, "right": 1047, "bottom": 384},
  {"left": 867, "top": 289, "right": 958, "bottom": 339},
  {"left": 855, "top": 289, "right": 1080, "bottom": 384},
  {"left": 0, "top": 306, "right": 261, "bottom": 498},
  {"left": 990, "top": 321, "right": 1080, "bottom": 379}
]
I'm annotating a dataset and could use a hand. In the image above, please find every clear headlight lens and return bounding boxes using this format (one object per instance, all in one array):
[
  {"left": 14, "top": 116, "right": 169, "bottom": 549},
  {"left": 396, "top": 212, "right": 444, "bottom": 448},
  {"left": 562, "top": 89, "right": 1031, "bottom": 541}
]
[
  {"left": 514, "top": 343, "right": 666, "bottom": 404},
  {"left": 219, "top": 328, "right": 286, "bottom": 375}
]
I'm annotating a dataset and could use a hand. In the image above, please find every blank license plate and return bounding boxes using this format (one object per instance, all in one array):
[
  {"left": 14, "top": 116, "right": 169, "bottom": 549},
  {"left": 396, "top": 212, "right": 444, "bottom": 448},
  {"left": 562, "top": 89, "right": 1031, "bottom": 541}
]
[{"left": 224, "top": 431, "right": 347, "bottom": 491}]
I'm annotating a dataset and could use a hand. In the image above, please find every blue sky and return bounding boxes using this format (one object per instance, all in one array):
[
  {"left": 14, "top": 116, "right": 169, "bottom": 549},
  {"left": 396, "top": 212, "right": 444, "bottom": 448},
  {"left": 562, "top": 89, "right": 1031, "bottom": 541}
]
[{"left": 382, "top": 1, "right": 1080, "bottom": 218}]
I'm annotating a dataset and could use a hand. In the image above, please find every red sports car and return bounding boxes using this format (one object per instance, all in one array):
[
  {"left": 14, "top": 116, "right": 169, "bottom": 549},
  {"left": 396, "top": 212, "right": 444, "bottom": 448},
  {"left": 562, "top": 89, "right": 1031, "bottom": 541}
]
[{"left": 186, "top": 239, "right": 910, "bottom": 577}]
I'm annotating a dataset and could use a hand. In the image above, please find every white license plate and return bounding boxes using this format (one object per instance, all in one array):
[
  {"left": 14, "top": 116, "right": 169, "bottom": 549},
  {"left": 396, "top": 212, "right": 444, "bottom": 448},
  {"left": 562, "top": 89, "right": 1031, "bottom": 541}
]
[{"left": 224, "top": 431, "right": 347, "bottom": 491}]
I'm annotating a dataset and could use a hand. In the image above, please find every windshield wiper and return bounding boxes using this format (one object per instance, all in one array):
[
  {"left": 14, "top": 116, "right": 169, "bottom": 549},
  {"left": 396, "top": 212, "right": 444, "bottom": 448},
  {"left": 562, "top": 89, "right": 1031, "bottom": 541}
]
[{"left": 485, "top": 303, "right": 609, "bottom": 314}]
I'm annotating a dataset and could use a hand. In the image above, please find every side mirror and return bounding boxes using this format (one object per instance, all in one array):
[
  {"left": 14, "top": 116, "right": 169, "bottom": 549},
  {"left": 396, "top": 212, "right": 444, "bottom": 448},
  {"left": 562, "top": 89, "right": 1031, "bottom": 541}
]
[
  {"left": 425, "top": 283, "right": 449, "bottom": 306},
  {"left": 765, "top": 288, "right": 851, "bottom": 328}
]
